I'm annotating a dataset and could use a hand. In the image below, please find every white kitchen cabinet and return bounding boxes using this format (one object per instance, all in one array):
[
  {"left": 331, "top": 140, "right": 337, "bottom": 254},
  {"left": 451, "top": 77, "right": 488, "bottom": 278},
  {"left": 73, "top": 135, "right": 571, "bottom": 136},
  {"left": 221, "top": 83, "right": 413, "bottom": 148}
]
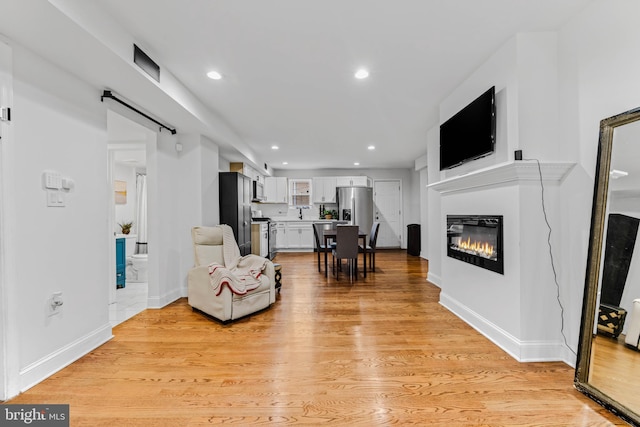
[
  {"left": 312, "top": 177, "right": 337, "bottom": 203},
  {"left": 230, "top": 162, "right": 263, "bottom": 184},
  {"left": 275, "top": 222, "right": 287, "bottom": 249},
  {"left": 336, "top": 176, "right": 371, "bottom": 187},
  {"left": 264, "top": 177, "right": 288, "bottom": 203},
  {"left": 286, "top": 222, "right": 313, "bottom": 249}
]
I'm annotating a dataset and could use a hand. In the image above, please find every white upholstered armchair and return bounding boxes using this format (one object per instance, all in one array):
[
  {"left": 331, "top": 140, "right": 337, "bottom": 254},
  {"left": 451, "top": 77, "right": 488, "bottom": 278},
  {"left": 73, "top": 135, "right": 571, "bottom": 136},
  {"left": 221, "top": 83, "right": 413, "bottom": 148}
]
[{"left": 188, "top": 225, "right": 276, "bottom": 322}]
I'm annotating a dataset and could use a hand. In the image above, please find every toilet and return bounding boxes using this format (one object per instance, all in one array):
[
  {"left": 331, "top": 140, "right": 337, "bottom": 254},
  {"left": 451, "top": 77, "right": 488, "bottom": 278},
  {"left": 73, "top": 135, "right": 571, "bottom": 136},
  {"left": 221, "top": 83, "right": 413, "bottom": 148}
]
[{"left": 127, "top": 253, "right": 148, "bottom": 283}]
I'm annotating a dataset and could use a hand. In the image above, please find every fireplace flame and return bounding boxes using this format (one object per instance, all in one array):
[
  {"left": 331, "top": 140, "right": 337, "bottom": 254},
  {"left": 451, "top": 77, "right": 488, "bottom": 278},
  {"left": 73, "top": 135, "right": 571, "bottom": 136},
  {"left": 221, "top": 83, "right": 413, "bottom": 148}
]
[{"left": 457, "top": 237, "right": 494, "bottom": 258}]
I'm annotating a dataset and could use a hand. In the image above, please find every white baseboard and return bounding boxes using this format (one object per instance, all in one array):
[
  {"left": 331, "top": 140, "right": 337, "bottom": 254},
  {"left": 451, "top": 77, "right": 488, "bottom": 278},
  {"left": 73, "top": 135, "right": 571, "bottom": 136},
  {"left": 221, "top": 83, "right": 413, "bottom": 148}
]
[
  {"left": 439, "top": 292, "right": 567, "bottom": 363},
  {"left": 427, "top": 272, "right": 442, "bottom": 288},
  {"left": 19, "top": 323, "right": 113, "bottom": 394},
  {"left": 147, "top": 287, "right": 183, "bottom": 309}
]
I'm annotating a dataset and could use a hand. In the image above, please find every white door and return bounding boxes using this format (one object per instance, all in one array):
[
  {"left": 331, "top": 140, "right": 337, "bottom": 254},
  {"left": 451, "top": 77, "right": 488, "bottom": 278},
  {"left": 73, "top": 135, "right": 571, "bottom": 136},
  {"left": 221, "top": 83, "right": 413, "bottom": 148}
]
[{"left": 374, "top": 180, "right": 402, "bottom": 248}]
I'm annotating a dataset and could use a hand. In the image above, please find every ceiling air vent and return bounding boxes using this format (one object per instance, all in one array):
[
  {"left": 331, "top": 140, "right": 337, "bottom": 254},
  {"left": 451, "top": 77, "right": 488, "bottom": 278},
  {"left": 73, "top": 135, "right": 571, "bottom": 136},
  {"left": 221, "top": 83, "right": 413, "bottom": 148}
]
[{"left": 133, "top": 44, "right": 160, "bottom": 82}]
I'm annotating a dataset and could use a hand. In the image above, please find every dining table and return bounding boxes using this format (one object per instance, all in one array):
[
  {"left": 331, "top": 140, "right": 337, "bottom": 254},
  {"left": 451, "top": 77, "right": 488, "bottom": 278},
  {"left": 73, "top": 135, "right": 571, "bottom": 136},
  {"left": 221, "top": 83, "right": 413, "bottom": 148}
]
[{"left": 322, "top": 227, "right": 368, "bottom": 278}]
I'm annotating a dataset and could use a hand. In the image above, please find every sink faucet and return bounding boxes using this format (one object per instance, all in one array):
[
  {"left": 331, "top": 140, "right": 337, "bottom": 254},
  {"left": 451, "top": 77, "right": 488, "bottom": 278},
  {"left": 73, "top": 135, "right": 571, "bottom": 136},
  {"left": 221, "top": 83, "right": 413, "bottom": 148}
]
[{"left": 299, "top": 208, "right": 303, "bottom": 220}]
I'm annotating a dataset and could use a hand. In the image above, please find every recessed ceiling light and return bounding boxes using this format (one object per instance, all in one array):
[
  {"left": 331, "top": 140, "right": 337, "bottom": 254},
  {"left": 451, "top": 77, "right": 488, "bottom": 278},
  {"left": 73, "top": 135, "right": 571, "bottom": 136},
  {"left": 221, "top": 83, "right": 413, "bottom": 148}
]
[
  {"left": 354, "top": 69, "right": 369, "bottom": 79},
  {"left": 282, "top": 161, "right": 288, "bottom": 165},
  {"left": 271, "top": 145, "right": 279, "bottom": 150},
  {"left": 354, "top": 162, "right": 360, "bottom": 166},
  {"left": 367, "top": 145, "right": 375, "bottom": 150},
  {"left": 206, "top": 70, "right": 222, "bottom": 80}
]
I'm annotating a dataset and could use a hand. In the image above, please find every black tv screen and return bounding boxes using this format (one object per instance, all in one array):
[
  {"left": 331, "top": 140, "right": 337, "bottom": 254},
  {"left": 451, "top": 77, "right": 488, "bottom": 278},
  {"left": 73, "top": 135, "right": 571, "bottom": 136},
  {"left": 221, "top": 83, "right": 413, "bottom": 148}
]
[{"left": 440, "top": 86, "right": 496, "bottom": 170}]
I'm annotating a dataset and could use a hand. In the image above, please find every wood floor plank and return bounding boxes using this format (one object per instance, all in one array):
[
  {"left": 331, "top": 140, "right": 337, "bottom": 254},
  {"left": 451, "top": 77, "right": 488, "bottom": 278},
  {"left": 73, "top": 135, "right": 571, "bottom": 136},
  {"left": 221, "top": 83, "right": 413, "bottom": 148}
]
[{"left": 6, "top": 250, "right": 625, "bottom": 426}]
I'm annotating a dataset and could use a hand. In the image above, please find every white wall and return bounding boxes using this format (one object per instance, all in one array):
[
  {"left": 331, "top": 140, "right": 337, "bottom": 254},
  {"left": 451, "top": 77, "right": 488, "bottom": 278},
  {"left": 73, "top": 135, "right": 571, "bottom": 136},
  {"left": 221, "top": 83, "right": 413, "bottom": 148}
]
[
  {"left": 113, "top": 162, "right": 137, "bottom": 232},
  {"left": 0, "top": 37, "right": 14, "bottom": 398},
  {"left": 0, "top": 39, "right": 225, "bottom": 398},
  {"left": 416, "top": 154, "right": 429, "bottom": 260},
  {"left": 424, "top": 0, "right": 640, "bottom": 365},
  {"left": 439, "top": 37, "right": 517, "bottom": 180},
  {"left": 200, "top": 136, "right": 220, "bottom": 227},
  {"left": 5, "top": 43, "right": 112, "bottom": 395},
  {"left": 429, "top": 33, "right": 570, "bottom": 362},
  {"left": 170, "top": 133, "right": 220, "bottom": 296},
  {"left": 148, "top": 130, "right": 190, "bottom": 307},
  {"left": 441, "top": 185, "right": 522, "bottom": 339},
  {"left": 426, "top": 126, "right": 442, "bottom": 286},
  {"left": 557, "top": 0, "right": 640, "bottom": 356}
]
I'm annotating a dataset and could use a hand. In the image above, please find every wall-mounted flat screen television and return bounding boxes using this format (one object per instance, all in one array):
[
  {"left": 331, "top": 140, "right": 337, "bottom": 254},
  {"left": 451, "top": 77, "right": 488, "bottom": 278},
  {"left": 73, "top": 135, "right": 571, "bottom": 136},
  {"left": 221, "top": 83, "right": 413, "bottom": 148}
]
[{"left": 440, "top": 86, "right": 496, "bottom": 170}]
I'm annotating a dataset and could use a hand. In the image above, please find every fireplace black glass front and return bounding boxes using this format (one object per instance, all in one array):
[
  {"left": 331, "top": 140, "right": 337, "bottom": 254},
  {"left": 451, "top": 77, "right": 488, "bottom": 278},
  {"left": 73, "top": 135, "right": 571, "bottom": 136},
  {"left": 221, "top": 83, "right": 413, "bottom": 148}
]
[{"left": 446, "top": 215, "right": 504, "bottom": 274}]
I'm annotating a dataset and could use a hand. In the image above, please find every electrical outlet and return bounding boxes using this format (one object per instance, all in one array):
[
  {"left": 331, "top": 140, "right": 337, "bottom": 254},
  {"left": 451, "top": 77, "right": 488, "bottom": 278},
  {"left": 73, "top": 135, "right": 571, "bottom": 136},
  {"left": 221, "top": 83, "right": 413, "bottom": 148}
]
[{"left": 48, "top": 292, "right": 63, "bottom": 316}]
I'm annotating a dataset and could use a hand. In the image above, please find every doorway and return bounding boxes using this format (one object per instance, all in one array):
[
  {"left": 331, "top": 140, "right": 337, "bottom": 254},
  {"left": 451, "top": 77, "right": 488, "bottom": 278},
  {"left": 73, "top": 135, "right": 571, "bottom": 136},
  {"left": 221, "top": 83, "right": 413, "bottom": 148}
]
[
  {"left": 107, "top": 110, "right": 154, "bottom": 326},
  {"left": 374, "top": 179, "right": 402, "bottom": 248}
]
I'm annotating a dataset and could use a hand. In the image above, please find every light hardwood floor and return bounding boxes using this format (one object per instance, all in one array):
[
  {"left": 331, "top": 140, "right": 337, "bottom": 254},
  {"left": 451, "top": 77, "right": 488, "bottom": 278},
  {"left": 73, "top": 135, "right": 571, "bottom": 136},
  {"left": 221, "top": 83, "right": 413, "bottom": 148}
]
[
  {"left": 7, "top": 251, "right": 625, "bottom": 426},
  {"left": 590, "top": 333, "right": 640, "bottom": 413}
]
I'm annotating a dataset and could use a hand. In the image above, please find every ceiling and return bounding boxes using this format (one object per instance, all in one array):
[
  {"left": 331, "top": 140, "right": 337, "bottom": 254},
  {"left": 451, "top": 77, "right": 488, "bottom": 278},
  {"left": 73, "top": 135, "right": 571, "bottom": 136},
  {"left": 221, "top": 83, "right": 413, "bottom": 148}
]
[{"left": 0, "top": 0, "right": 593, "bottom": 172}]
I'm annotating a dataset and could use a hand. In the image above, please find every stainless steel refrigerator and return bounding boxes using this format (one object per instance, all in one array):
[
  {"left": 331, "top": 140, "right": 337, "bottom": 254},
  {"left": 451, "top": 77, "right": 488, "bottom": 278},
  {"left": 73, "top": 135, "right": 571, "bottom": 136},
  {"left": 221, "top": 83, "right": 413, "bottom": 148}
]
[{"left": 337, "top": 186, "right": 373, "bottom": 233}]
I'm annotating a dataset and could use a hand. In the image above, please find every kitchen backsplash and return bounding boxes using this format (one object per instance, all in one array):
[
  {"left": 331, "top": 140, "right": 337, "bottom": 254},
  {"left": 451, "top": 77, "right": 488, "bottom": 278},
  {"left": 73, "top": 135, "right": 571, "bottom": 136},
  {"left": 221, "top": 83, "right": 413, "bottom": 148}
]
[{"left": 254, "top": 203, "right": 338, "bottom": 220}]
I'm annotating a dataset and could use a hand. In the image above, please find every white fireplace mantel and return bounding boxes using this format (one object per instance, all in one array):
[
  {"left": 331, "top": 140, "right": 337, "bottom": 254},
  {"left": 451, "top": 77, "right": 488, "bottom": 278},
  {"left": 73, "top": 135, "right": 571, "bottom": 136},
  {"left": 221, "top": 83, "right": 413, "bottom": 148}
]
[
  {"left": 427, "top": 161, "right": 576, "bottom": 195},
  {"left": 433, "top": 159, "right": 578, "bottom": 362}
]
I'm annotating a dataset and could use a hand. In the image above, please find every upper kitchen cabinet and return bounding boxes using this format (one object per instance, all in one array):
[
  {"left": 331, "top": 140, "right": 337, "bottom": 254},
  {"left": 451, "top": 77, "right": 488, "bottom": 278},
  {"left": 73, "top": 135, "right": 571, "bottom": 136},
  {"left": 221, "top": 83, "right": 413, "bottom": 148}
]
[
  {"left": 312, "top": 177, "right": 337, "bottom": 203},
  {"left": 336, "top": 176, "right": 372, "bottom": 187},
  {"left": 230, "top": 162, "right": 264, "bottom": 184},
  {"left": 219, "top": 172, "right": 252, "bottom": 255},
  {"left": 264, "top": 177, "right": 288, "bottom": 203}
]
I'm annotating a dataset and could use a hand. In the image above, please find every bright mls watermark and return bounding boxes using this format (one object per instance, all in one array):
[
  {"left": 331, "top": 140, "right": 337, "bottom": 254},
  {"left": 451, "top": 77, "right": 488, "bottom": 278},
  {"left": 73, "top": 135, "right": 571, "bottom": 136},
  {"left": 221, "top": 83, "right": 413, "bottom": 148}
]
[{"left": 0, "top": 405, "right": 69, "bottom": 426}]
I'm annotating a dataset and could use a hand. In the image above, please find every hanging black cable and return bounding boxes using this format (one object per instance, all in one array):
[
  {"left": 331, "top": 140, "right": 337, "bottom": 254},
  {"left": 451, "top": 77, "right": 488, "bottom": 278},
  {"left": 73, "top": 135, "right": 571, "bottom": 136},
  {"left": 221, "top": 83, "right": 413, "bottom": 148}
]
[
  {"left": 525, "top": 157, "right": 576, "bottom": 357},
  {"left": 100, "top": 90, "right": 176, "bottom": 135}
]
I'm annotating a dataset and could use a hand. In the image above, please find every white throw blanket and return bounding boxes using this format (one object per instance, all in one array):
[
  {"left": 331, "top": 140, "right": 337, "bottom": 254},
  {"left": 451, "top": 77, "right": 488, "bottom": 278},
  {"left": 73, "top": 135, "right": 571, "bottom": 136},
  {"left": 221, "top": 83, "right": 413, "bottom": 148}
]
[{"left": 208, "top": 224, "right": 268, "bottom": 296}]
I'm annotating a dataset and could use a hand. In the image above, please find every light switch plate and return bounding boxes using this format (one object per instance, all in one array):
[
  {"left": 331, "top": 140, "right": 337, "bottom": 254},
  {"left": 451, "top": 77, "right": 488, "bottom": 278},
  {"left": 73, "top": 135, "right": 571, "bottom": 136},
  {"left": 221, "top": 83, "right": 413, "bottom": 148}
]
[
  {"left": 46, "top": 190, "right": 64, "bottom": 207},
  {"left": 47, "top": 190, "right": 57, "bottom": 207}
]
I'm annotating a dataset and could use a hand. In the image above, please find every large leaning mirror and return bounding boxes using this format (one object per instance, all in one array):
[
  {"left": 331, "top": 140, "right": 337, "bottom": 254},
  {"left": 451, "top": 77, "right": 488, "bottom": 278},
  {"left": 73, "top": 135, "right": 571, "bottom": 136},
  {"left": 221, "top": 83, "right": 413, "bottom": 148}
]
[{"left": 576, "top": 106, "right": 640, "bottom": 426}]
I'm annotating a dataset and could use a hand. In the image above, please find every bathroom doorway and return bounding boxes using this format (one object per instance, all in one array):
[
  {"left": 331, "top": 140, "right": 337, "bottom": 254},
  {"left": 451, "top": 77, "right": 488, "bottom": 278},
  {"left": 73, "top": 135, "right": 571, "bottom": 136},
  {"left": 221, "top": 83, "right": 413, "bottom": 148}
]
[{"left": 107, "top": 110, "right": 154, "bottom": 326}]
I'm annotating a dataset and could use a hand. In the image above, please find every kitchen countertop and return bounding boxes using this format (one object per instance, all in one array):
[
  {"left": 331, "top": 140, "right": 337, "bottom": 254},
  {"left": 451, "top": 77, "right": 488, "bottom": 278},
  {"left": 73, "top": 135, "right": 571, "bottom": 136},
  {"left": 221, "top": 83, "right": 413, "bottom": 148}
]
[
  {"left": 115, "top": 233, "right": 137, "bottom": 239},
  {"left": 270, "top": 218, "right": 339, "bottom": 222}
]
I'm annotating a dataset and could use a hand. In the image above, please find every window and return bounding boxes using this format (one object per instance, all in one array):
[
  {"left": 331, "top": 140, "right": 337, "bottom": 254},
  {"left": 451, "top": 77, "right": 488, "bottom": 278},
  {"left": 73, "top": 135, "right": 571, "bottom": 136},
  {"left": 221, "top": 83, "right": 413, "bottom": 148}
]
[{"left": 289, "top": 179, "right": 312, "bottom": 207}]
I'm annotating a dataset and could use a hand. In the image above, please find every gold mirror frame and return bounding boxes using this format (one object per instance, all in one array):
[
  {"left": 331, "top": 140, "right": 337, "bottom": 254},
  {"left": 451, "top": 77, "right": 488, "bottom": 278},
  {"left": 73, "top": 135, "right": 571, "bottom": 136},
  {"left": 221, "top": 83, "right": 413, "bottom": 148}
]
[{"left": 575, "top": 106, "right": 640, "bottom": 426}]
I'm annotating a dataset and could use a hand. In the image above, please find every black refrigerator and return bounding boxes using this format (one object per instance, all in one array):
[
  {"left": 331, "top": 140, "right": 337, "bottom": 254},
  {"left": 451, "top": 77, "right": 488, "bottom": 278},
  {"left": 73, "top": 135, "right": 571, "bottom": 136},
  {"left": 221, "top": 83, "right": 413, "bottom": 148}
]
[{"left": 219, "top": 172, "right": 252, "bottom": 256}]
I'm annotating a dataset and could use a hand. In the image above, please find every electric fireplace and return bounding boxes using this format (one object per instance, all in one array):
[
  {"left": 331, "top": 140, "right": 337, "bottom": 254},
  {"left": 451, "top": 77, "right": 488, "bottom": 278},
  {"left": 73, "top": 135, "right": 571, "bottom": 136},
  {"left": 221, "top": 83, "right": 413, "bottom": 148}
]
[{"left": 447, "top": 215, "right": 504, "bottom": 274}]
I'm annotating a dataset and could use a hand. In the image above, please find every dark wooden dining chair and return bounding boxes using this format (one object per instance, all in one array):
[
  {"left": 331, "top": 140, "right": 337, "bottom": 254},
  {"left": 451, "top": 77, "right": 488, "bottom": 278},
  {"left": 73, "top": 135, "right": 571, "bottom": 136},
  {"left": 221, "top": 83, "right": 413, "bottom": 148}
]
[
  {"left": 359, "top": 222, "right": 380, "bottom": 272},
  {"left": 313, "top": 223, "right": 334, "bottom": 273},
  {"left": 332, "top": 225, "right": 359, "bottom": 282}
]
